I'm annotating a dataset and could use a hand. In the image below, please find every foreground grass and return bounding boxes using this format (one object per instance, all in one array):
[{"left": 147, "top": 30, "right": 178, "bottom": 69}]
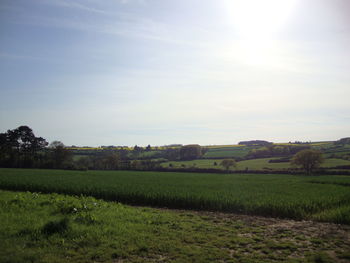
[
  {"left": 0, "top": 169, "right": 350, "bottom": 224},
  {"left": 1, "top": 190, "right": 349, "bottom": 263}
]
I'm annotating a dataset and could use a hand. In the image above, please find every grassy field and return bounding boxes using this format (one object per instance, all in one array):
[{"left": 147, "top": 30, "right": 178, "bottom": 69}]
[
  {"left": 161, "top": 158, "right": 350, "bottom": 170},
  {"left": 202, "top": 141, "right": 341, "bottom": 159},
  {"left": 161, "top": 158, "right": 290, "bottom": 170},
  {"left": 203, "top": 145, "right": 254, "bottom": 158},
  {"left": 0, "top": 168, "right": 350, "bottom": 224},
  {"left": 2, "top": 190, "right": 349, "bottom": 263}
]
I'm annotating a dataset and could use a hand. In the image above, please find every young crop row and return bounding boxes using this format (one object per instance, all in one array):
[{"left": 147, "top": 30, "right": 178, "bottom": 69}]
[{"left": 0, "top": 169, "right": 350, "bottom": 224}]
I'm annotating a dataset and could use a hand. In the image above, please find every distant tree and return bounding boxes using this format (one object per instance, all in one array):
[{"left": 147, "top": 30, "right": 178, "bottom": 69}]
[
  {"left": 131, "top": 145, "right": 142, "bottom": 159},
  {"left": 0, "top": 132, "right": 12, "bottom": 167},
  {"left": 75, "top": 156, "right": 91, "bottom": 170},
  {"left": 334, "top": 137, "right": 350, "bottom": 146},
  {"left": 145, "top": 144, "right": 151, "bottom": 151},
  {"left": 0, "top": 126, "right": 48, "bottom": 168},
  {"left": 179, "top": 145, "right": 202, "bottom": 160},
  {"left": 101, "top": 151, "right": 120, "bottom": 170},
  {"left": 49, "top": 141, "right": 72, "bottom": 169},
  {"left": 291, "top": 149, "right": 324, "bottom": 174},
  {"left": 89, "top": 151, "right": 120, "bottom": 170},
  {"left": 140, "top": 160, "right": 158, "bottom": 170},
  {"left": 117, "top": 148, "right": 129, "bottom": 160},
  {"left": 164, "top": 148, "right": 180, "bottom": 161},
  {"left": 238, "top": 140, "right": 272, "bottom": 146},
  {"left": 247, "top": 145, "right": 310, "bottom": 159},
  {"left": 133, "top": 145, "right": 142, "bottom": 152},
  {"left": 8, "top": 126, "right": 48, "bottom": 154},
  {"left": 130, "top": 160, "right": 142, "bottom": 170},
  {"left": 220, "top": 159, "right": 237, "bottom": 171},
  {"left": 201, "top": 147, "right": 209, "bottom": 155}
]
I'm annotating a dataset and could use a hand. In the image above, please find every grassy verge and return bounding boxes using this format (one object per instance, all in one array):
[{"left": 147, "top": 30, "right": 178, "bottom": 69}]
[{"left": 1, "top": 190, "right": 349, "bottom": 263}]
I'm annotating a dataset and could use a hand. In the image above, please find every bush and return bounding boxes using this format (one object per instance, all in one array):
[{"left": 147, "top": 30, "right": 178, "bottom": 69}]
[{"left": 41, "top": 218, "right": 70, "bottom": 236}]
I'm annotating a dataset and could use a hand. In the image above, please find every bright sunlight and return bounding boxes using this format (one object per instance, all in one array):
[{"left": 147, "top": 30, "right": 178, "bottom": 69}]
[
  {"left": 224, "top": 0, "right": 298, "bottom": 66},
  {"left": 225, "top": 0, "right": 298, "bottom": 39}
]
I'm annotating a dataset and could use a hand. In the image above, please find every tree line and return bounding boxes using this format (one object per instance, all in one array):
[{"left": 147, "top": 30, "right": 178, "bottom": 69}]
[
  {"left": 0, "top": 126, "right": 122, "bottom": 170},
  {"left": 0, "top": 125, "right": 326, "bottom": 174},
  {"left": 0, "top": 126, "right": 206, "bottom": 170}
]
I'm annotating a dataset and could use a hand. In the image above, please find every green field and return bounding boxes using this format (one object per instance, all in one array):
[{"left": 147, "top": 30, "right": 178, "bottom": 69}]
[
  {"left": 2, "top": 190, "right": 349, "bottom": 263},
  {"left": 161, "top": 158, "right": 350, "bottom": 170},
  {"left": 1, "top": 168, "right": 350, "bottom": 224},
  {"left": 203, "top": 146, "right": 254, "bottom": 158}
]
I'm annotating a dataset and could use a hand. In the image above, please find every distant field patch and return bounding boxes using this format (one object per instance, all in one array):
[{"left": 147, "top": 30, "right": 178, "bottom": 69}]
[
  {"left": 162, "top": 158, "right": 350, "bottom": 171},
  {"left": 203, "top": 146, "right": 253, "bottom": 158}
]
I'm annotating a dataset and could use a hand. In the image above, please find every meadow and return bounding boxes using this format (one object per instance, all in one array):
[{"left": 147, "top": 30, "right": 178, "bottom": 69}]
[
  {"left": 2, "top": 190, "right": 349, "bottom": 263},
  {"left": 203, "top": 145, "right": 254, "bottom": 158},
  {"left": 161, "top": 158, "right": 350, "bottom": 171},
  {"left": 1, "top": 168, "right": 350, "bottom": 224}
]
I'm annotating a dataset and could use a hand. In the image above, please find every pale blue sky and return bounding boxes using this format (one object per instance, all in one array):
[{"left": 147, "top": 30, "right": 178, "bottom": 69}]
[{"left": 0, "top": 0, "right": 349, "bottom": 146}]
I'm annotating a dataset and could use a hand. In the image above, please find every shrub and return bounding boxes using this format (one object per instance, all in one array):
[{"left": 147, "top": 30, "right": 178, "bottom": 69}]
[{"left": 41, "top": 217, "right": 70, "bottom": 236}]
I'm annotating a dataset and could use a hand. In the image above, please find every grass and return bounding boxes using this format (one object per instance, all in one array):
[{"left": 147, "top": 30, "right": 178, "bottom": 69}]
[
  {"left": 203, "top": 146, "right": 254, "bottom": 158},
  {"left": 1, "top": 190, "right": 349, "bottom": 263},
  {"left": 161, "top": 158, "right": 350, "bottom": 170},
  {"left": 0, "top": 168, "right": 350, "bottom": 223},
  {"left": 321, "top": 158, "right": 350, "bottom": 167}
]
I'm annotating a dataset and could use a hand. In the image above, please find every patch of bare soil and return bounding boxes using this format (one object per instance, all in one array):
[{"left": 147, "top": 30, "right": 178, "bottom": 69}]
[{"left": 156, "top": 207, "right": 350, "bottom": 262}]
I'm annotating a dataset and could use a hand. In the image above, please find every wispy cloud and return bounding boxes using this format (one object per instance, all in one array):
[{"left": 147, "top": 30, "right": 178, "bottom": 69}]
[
  {"left": 0, "top": 52, "right": 45, "bottom": 61},
  {"left": 39, "top": 0, "right": 146, "bottom": 16},
  {"left": 47, "top": 0, "right": 107, "bottom": 14},
  {"left": 7, "top": 6, "right": 209, "bottom": 48},
  {"left": 38, "top": 0, "right": 143, "bottom": 13}
]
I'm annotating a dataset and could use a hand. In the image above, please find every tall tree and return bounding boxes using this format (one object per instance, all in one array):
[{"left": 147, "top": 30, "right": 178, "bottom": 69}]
[
  {"left": 291, "top": 149, "right": 324, "bottom": 174},
  {"left": 0, "top": 126, "right": 48, "bottom": 167},
  {"left": 220, "top": 159, "right": 237, "bottom": 171}
]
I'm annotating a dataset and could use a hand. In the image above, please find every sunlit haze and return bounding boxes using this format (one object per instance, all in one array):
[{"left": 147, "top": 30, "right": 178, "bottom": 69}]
[{"left": 1, "top": 0, "right": 349, "bottom": 146}]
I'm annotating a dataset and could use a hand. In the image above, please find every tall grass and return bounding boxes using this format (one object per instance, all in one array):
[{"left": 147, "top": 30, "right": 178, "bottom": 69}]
[{"left": 0, "top": 168, "right": 350, "bottom": 223}]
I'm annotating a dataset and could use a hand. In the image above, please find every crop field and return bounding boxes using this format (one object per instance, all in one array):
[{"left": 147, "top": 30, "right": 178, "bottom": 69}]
[
  {"left": 0, "top": 168, "right": 350, "bottom": 224},
  {"left": 2, "top": 190, "right": 350, "bottom": 263},
  {"left": 161, "top": 158, "right": 350, "bottom": 171},
  {"left": 203, "top": 146, "right": 254, "bottom": 158},
  {"left": 321, "top": 158, "right": 350, "bottom": 167},
  {"left": 161, "top": 158, "right": 290, "bottom": 170},
  {"left": 202, "top": 141, "right": 336, "bottom": 159}
]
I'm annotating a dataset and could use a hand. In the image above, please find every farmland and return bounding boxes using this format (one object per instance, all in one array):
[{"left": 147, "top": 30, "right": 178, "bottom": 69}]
[
  {"left": 67, "top": 140, "right": 350, "bottom": 174},
  {"left": 1, "top": 168, "right": 350, "bottom": 224},
  {"left": 161, "top": 158, "right": 350, "bottom": 171},
  {"left": 203, "top": 145, "right": 254, "bottom": 159},
  {"left": 1, "top": 190, "right": 350, "bottom": 263},
  {"left": 1, "top": 134, "right": 350, "bottom": 262}
]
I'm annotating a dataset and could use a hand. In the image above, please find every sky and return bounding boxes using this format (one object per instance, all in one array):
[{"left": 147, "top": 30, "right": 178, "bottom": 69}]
[{"left": 0, "top": 0, "right": 349, "bottom": 146}]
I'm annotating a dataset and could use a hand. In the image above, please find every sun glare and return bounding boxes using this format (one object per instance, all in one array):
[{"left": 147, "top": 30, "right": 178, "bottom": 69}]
[
  {"left": 226, "top": 0, "right": 298, "bottom": 39},
  {"left": 224, "top": 0, "right": 298, "bottom": 66}
]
